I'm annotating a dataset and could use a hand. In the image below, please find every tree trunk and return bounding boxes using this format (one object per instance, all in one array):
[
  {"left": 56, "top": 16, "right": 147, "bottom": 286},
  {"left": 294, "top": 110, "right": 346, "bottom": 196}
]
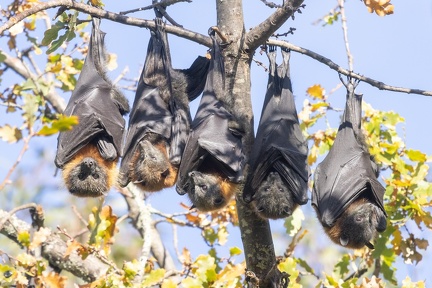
[{"left": 216, "top": 1, "right": 285, "bottom": 287}]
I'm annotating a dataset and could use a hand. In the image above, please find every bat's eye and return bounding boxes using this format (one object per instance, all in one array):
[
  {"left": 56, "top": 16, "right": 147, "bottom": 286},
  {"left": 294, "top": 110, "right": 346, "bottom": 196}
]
[
  {"left": 265, "top": 187, "right": 270, "bottom": 192},
  {"left": 214, "top": 197, "right": 224, "bottom": 205},
  {"left": 355, "top": 215, "right": 363, "bottom": 222},
  {"left": 93, "top": 174, "right": 100, "bottom": 179},
  {"left": 279, "top": 188, "right": 283, "bottom": 192},
  {"left": 200, "top": 185, "right": 207, "bottom": 190}
]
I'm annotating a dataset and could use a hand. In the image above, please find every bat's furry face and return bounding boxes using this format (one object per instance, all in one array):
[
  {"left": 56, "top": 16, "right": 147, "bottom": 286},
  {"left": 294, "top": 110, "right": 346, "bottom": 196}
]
[
  {"left": 253, "top": 171, "right": 298, "bottom": 219},
  {"left": 325, "top": 197, "right": 387, "bottom": 249},
  {"left": 187, "top": 171, "right": 236, "bottom": 212},
  {"left": 129, "top": 139, "right": 177, "bottom": 192},
  {"left": 62, "top": 144, "right": 117, "bottom": 197}
]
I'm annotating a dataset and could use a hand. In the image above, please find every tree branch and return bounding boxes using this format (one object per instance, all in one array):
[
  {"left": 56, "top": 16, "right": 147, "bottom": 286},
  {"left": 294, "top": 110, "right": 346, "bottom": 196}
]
[
  {"left": 0, "top": 209, "right": 108, "bottom": 282},
  {"left": 120, "top": 187, "right": 177, "bottom": 272},
  {"left": 268, "top": 39, "right": 432, "bottom": 97},
  {"left": 0, "top": 0, "right": 212, "bottom": 47},
  {"left": 1, "top": 51, "right": 66, "bottom": 113},
  {"left": 245, "top": 0, "right": 305, "bottom": 51}
]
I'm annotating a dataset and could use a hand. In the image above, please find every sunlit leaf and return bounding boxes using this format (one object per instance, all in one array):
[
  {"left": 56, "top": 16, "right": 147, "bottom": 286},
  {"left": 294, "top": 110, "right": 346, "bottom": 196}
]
[
  {"left": 229, "top": 247, "right": 242, "bottom": 257},
  {"left": 0, "top": 125, "right": 22, "bottom": 143},
  {"left": 142, "top": 269, "right": 165, "bottom": 287},
  {"left": 37, "top": 115, "right": 79, "bottom": 136},
  {"left": 17, "top": 231, "right": 31, "bottom": 247},
  {"left": 306, "top": 84, "right": 326, "bottom": 99}
]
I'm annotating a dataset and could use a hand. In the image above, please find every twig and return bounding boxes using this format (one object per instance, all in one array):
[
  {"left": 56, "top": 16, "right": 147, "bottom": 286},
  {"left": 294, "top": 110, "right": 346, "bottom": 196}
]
[
  {"left": 260, "top": 0, "right": 282, "bottom": 8},
  {"left": 0, "top": 203, "right": 38, "bottom": 231},
  {"left": 112, "top": 66, "right": 129, "bottom": 85},
  {"left": 119, "top": 0, "right": 192, "bottom": 15},
  {"left": 0, "top": 132, "right": 34, "bottom": 191},
  {"left": 338, "top": 0, "right": 353, "bottom": 71},
  {"left": 267, "top": 39, "right": 432, "bottom": 97},
  {"left": 72, "top": 205, "right": 89, "bottom": 226}
]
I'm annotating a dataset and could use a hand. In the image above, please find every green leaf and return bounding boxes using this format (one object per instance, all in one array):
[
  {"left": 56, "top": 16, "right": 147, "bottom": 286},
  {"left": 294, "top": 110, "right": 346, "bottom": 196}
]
[
  {"left": 181, "top": 277, "right": 203, "bottom": 288},
  {"left": 41, "top": 25, "right": 62, "bottom": 46},
  {"left": 229, "top": 246, "right": 242, "bottom": 257},
  {"left": 37, "top": 115, "right": 79, "bottom": 136},
  {"left": 333, "top": 254, "right": 350, "bottom": 278},
  {"left": 0, "top": 51, "right": 6, "bottom": 63},
  {"left": 46, "top": 32, "right": 68, "bottom": 54},
  {"left": 17, "top": 231, "right": 31, "bottom": 247},
  {"left": 194, "top": 255, "right": 216, "bottom": 283},
  {"left": 142, "top": 269, "right": 165, "bottom": 287},
  {"left": 406, "top": 149, "right": 427, "bottom": 163}
]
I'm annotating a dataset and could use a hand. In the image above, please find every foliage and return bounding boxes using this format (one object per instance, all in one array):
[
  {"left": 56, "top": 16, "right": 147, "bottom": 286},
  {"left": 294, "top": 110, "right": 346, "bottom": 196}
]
[{"left": 0, "top": 0, "right": 430, "bottom": 287}]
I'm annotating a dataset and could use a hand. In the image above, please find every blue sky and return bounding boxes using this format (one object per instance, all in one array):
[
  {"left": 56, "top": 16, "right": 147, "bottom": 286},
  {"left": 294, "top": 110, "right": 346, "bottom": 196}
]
[{"left": 1, "top": 0, "right": 432, "bottom": 285}]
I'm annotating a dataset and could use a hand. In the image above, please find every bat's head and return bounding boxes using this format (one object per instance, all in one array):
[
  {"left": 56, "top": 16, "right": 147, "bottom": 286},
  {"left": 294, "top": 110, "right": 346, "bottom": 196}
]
[
  {"left": 253, "top": 171, "right": 298, "bottom": 219},
  {"left": 129, "top": 139, "right": 173, "bottom": 192},
  {"left": 62, "top": 144, "right": 117, "bottom": 197},
  {"left": 187, "top": 171, "right": 236, "bottom": 212},
  {"left": 325, "top": 197, "right": 387, "bottom": 249}
]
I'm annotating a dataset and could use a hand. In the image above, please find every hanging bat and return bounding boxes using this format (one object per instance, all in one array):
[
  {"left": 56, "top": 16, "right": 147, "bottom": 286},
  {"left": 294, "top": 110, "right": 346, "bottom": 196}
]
[
  {"left": 311, "top": 77, "right": 387, "bottom": 249},
  {"left": 118, "top": 18, "right": 209, "bottom": 192},
  {"left": 242, "top": 46, "right": 309, "bottom": 219},
  {"left": 175, "top": 28, "right": 245, "bottom": 212},
  {"left": 55, "top": 18, "right": 129, "bottom": 197}
]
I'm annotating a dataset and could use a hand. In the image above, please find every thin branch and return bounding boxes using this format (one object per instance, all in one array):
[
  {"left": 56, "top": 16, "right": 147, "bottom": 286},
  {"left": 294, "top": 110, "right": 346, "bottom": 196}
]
[
  {"left": 267, "top": 39, "right": 432, "bottom": 97},
  {"left": 0, "top": 0, "right": 212, "bottom": 47},
  {"left": 0, "top": 209, "right": 108, "bottom": 282},
  {"left": 119, "top": 0, "right": 192, "bottom": 16},
  {"left": 0, "top": 132, "right": 34, "bottom": 191},
  {"left": 0, "top": 203, "right": 38, "bottom": 231},
  {"left": 245, "top": 0, "right": 305, "bottom": 51},
  {"left": 112, "top": 66, "right": 130, "bottom": 85},
  {"left": 338, "top": 0, "right": 353, "bottom": 71}
]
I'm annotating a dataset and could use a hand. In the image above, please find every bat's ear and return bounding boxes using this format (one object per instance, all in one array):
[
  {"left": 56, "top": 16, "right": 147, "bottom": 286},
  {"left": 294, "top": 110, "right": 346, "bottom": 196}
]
[{"left": 340, "top": 235, "right": 349, "bottom": 247}]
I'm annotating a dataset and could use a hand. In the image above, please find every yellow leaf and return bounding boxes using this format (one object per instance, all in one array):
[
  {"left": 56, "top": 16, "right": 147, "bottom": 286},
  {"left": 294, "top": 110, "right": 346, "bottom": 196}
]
[
  {"left": 17, "top": 231, "right": 31, "bottom": 247},
  {"left": 0, "top": 124, "right": 22, "bottom": 143},
  {"left": 161, "top": 279, "right": 178, "bottom": 288},
  {"left": 306, "top": 84, "right": 326, "bottom": 99},
  {"left": 39, "top": 272, "right": 67, "bottom": 288},
  {"left": 142, "top": 269, "right": 166, "bottom": 287}
]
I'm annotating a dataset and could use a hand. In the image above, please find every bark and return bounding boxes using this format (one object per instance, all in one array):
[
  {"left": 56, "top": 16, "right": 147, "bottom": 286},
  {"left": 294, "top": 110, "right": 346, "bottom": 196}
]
[
  {"left": 0, "top": 209, "right": 108, "bottom": 282},
  {"left": 216, "top": 1, "right": 285, "bottom": 287}
]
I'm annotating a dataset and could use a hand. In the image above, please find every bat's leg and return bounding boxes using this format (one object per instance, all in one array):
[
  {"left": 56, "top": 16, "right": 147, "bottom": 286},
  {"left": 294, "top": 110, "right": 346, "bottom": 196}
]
[
  {"left": 62, "top": 144, "right": 117, "bottom": 197},
  {"left": 129, "top": 137, "right": 178, "bottom": 192},
  {"left": 324, "top": 196, "right": 387, "bottom": 249},
  {"left": 252, "top": 171, "right": 299, "bottom": 219},
  {"left": 187, "top": 169, "right": 237, "bottom": 212}
]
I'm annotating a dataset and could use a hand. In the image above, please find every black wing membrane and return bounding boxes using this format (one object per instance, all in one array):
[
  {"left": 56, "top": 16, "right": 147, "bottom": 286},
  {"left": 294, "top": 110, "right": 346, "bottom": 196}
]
[
  {"left": 243, "top": 46, "right": 309, "bottom": 219},
  {"left": 176, "top": 28, "right": 245, "bottom": 196},
  {"left": 119, "top": 18, "right": 209, "bottom": 187},
  {"left": 55, "top": 17, "right": 129, "bottom": 168},
  {"left": 312, "top": 79, "right": 387, "bottom": 227}
]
